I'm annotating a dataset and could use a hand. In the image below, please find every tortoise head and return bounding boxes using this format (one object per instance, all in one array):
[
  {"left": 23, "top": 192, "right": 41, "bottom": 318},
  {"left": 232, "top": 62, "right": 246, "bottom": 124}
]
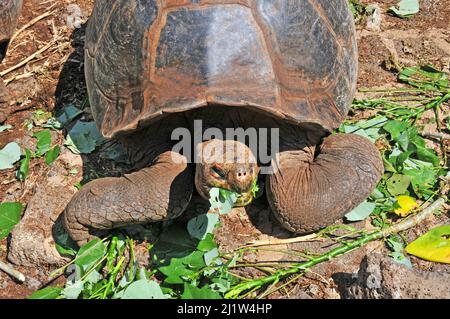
[{"left": 195, "top": 139, "right": 260, "bottom": 207}]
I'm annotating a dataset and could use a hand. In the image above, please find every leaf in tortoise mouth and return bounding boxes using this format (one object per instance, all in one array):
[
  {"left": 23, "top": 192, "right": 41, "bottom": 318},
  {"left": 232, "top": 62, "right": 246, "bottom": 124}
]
[
  {"left": 209, "top": 188, "right": 238, "bottom": 215},
  {"left": 405, "top": 225, "right": 450, "bottom": 264}
]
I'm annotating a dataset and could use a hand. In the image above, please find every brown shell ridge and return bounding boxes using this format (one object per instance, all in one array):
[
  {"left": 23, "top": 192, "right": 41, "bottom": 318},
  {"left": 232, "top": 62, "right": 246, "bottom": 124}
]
[
  {"left": 248, "top": 3, "right": 283, "bottom": 110},
  {"left": 162, "top": 0, "right": 253, "bottom": 12},
  {"left": 146, "top": 0, "right": 164, "bottom": 81},
  {"left": 91, "top": 1, "right": 120, "bottom": 56},
  {"left": 324, "top": 92, "right": 346, "bottom": 124},
  {"left": 307, "top": 0, "right": 344, "bottom": 58},
  {"left": 90, "top": 0, "right": 357, "bottom": 138}
]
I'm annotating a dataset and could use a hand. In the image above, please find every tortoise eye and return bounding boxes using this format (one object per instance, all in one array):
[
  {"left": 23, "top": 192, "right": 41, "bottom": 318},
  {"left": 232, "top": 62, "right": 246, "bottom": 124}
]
[{"left": 211, "top": 165, "right": 226, "bottom": 179}]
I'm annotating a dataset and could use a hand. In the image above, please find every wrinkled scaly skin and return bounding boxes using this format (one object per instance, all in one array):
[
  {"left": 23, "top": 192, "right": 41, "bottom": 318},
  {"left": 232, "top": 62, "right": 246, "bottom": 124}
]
[
  {"left": 63, "top": 0, "right": 383, "bottom": 246},
  {"left": 64, "top": 151, "right": 194, "bottom": 246},
  {"left": 64, "top": 108, "right": 383, "bottom": 246},
  {"left": 0, "top": 0, "right": 23, "bottom": 123},
  {"left": 267, "top": 133, "right": 383, "bottom": 233}
]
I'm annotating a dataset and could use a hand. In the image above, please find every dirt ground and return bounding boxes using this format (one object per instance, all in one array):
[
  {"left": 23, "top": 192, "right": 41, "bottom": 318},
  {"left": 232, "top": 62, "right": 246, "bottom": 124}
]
[{"left": 0, "top": 0, "right": 449, "bottom": 299}]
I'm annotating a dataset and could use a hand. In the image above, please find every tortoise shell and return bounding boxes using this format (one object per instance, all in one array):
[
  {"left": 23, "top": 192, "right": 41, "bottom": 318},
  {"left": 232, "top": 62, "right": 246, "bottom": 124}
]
[
  {"left": 85, "top": 0, "right": 358, "bottom": 139},
  {"left": 0, "top": 0, "right": 22, "bottom": 62}
]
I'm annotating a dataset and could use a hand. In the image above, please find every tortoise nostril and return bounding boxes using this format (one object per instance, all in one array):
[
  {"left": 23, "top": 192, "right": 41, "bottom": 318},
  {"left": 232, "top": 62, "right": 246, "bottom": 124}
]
[{"left": 236, "top": 169, "right": 249, "bottom": 180}]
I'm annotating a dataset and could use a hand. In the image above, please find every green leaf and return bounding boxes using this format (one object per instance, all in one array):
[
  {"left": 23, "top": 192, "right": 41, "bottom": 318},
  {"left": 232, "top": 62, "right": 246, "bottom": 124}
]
[
  {"left": 151, "top": 224, "right": 199, "bottom": 263},
  {"left": 74, "top": 238, "right": 106, "bottom": 271},
  {"left": 62, "top": 280, "right": 83, "bottom": 299},
  {"left": 54, "top": 228, "right": 78, "bottom": 257},
  {"left": 45, "top": 145, "right": 60, "bottom": 165},
  {"left": 385, "top": 235, "right": 413, "bottom": 268},
  {"left": 85, "top": 270, "right": 102, "bottom": 284},
  {"left": 0, "top": 202, "right": 23, "bottom": 240},
  {"left": 0, "top": 142, "right": 22, "bottom": 170},
  {"left": 383, "top": 120, "right": 408, "bottom": 141},
  {"left": 181, "top": 283, "right": 221, "bottom": 299},
  {"left": 42, "top": 118, "right": 63, "bottom": 130},
  {"left": 27, "top": 286, "right": 62, "bottom": 299},
  {"left": 34, "top": 130, "right": 52, "bottom": 156},
  {"left": 398, "top": 65, "right": 448, "bottom": 90},
  {"left": 159, "top": 258, "right": 195, "bottom": 284},
  {"left": 121, "top": 279, "right": 167, "bottom": 299},
  {"left": 182, "top": 250, "right": 206, "bottom": 269},
  {"left": 382, "top": 154, "right": 396, "bottom": 173},
  {"left": 0, "top": 124, "right": 12, "bottom": 132},
  {"left": 209, "top": 188, "right": 238, "bottom": 215},
  {"left": 397, "top": 131, "right": 410, "bottom": 151},
  {"left": 345, "top": 201, "right": 376, "bottom": 222},
  {"left": 415, "top": 145, "right": 439, "bottom": 166},
  {"left": 16, "top": 148, "right": 31, "bottom": 181},
  {"left": 65, "top": 121, "right": 103, "bottom": 154},
  {"left": 204, "top": 248, "right": 220, "bottom": 266},
  {"left": 251, "top": 179, "right": 261, "bottom": 198},
  {"left": 32, "top": 109, "right": 52, "bottom": 126},
  {"left": 386, "top": 235, "right": 404, "bottom": 253},
  {"left": 57, "top": 105, "right": 83, "bottom": 126},
  {"left": 394, "top": 150, "right": 414, "bottom": 169},
  {"left": 158, "top": 250, "right": 206, "bottom": 284},
  {"left": 390, "top": 251, "right": 413, "bottom": 269},
  {"left": 187, "top": 213, "right": 220, "bottom": 240},
  {"left": 197, "top": 233, "right": 217, "bottom": 252},
  {"left": 404, "top": 167, "right": 438, "bottom": 198},
  {"left": 389, "top": 0, "right": 420, "bottom": 19},
  {"left": 386, "top": 174, "right": 411, "bottom": 196},
  {"left": 342, "top": 117, "right": 388, "bottom": 138},
  {"left": 405, "top": 225, "right": 450, "bottom": 264}
]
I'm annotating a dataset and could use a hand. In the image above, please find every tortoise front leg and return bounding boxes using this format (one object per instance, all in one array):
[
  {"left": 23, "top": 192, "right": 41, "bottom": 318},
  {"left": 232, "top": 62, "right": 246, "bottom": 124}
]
[
  {"left": 266, "top": 134, "right": 383, "bottom": 234},
  {"left": 63, "top": 151, "right": 193, "bottom": 246}
]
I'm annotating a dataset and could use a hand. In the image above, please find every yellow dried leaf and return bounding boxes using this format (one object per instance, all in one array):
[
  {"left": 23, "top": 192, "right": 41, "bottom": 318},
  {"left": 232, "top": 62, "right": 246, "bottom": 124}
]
[
  {"left": 393, "top": 195, "right": 418, "bottom": 217},
  {"left": 405, "top": 225, "right": 450, "bottom": 264}
]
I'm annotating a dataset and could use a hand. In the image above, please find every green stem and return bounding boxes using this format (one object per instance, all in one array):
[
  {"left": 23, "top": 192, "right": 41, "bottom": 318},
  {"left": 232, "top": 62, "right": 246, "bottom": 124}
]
[
  {"left": 224, "top": 197, "right": 446, "bottom": 299},
  {"left": 358, "top": 87, "right": 447, "bottom": 94},
  {"left": 80, "top": 255, "right": 108, "bottom": 282},
  {"left": 50, "top": 236, "right": 111, "bottom": 278},
  {"left": 102, "top": 256, "right": 126, "bottom": 299},
  {"left": 225, "top": 231, "right": 381, "bottom": 299}
]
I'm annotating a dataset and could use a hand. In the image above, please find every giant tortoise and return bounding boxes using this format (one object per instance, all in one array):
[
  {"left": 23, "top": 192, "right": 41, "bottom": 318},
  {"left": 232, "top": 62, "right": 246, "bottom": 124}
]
[{"left": 64, "top": 0, "right": 383, "bottom": 245}]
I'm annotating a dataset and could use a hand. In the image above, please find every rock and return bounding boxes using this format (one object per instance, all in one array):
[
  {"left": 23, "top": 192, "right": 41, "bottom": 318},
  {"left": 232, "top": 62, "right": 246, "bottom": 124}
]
[
  {"left": 8, "top": 148, "right": 82, "bottom": 268},
  {"left": 366, "top": 4, "right": 382, "bottom": 32},
  {"left": 345, "top": 253, "right": 450, "bottom": 299},
  {"left": 0, "top": 274, "right": 7, "bottom": 289},
  {"left": 307, "top": 284, "right": 320, "bottom": 296},
  {"left": 26, "top": 277, "right": 42, "bottom": 290},
  {"left": 0, "top": 80, "right": 11, "bottom": 124},
  {"left": 58, "top": 146, "right": 83, "bottom": 168}
]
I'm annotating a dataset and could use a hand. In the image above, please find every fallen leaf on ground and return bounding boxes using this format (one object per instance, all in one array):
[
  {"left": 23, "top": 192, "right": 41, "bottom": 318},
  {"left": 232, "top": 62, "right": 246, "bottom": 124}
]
[
  {"left": 405, "top": 225, "right": 450, "bottom": 264},
  {"left": 393, "top": 195, "right": 418, "bottom": 217}
]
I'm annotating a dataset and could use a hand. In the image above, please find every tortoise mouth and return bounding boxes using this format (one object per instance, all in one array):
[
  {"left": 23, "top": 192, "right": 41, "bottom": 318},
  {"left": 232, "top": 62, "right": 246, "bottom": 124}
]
[{"left": 234, "top": 191, "right": 254, "bottom": 207}]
